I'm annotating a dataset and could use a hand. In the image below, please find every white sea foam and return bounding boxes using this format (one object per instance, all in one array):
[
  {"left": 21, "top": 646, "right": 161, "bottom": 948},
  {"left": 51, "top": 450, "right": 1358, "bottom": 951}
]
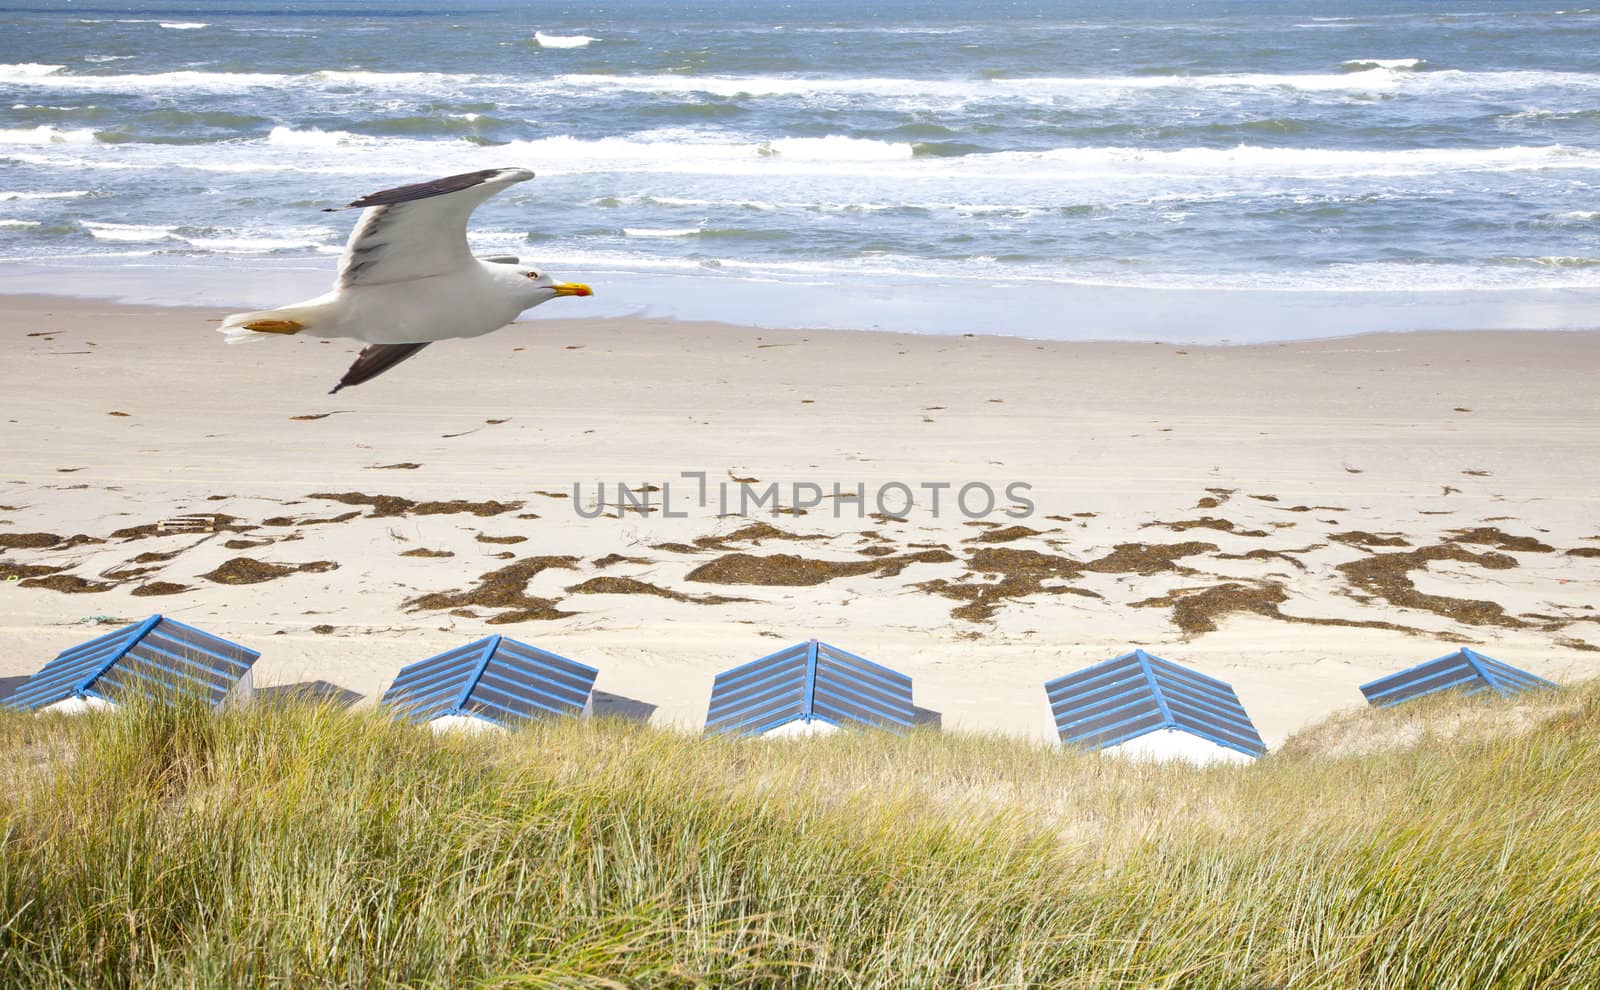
[
  {"left": 1552, "top": 210, "right": 1600, "bottom": 221},
  {"left": 79, "top": 219, "right": 338, "bottom": 252},
  {"left": 8, "top": 64, "right": 1600, "bottom": 103},
  {"left": 623, "top": 227, "right": 701, "bottom": 238},
  {"left": 83, "top": 55, "right": 134, "bottom": 63},
  {"left": 0, "top": 220, "right": 41, "bottom": 229},
  {"left": 309, "top": 69, "right": 483, "bottom": 88},
  {"left": 9, "top": 128, "right": 1593, "bottom": 185},
  {"left": 0, "top": 190, "right": 89, "bottom": 201},
  {"left": 159, "top": 22, "right": 208, "bottom": 30},
  {"left": 81, "top": 221, "right": 180, "bottom": 242},
  {"left": 524, "top": 250, "right": 1600, "bottom": 293},
  {"left": 1529, "top": 255, "right": 1600, "bottom": 267},
  {"left": 534, "top": 31, "right": 596, "bottom": 48},
  {"left": 184, "top": 235, "right": 337, "bottom": 253},
  {"left": 2, "top": 69, "right": 298, "bottom": 91},
  {"left": 544, "top": 67, "right": 1522, "bottom": 100},
  {"left": 1342, "top": 58, "right": 1425, "bottom": 71},
  {"left": 0, "top": 125, "right": 98, "bottom": 145},
  {"left": 0, "top": 63, "right": 65, "bottom": 78},
  {"left": 765, "top": 135, "right": 914, "bottom": 160},
  {"left": 266, "top": 125, "right": 373, "bottom": 148}
]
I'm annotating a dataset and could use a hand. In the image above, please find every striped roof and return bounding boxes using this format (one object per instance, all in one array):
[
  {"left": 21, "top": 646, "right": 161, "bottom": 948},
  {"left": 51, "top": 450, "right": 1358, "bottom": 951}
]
[
  {"left": 1045, "top": 649, "right": 1267, "bottom": 758},
  {"left": 705, "top": 639, "right": 913, "bottom": 736},
  {"left": 1359, "top": 648, "right": 1557, "bottom": 708},
  {"left": 381, "top": 635, "right": 597, "bottom": 727},
  {"left": 3, "top": 614, "right": 259, "bottom": 711}
]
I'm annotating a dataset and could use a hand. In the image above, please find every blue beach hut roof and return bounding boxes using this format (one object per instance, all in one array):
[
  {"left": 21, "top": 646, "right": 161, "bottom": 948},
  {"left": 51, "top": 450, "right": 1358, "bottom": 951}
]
[
  {"left": 1045, "top": 649, "right": 1267, "bottom": 759},
  {"left": 1359, "top": 648, "right": 1557, "bottom": 708},
  {"left": 3, "top": 614, "right": 259, "bottom": 712},
  {"left": 381, "top": 634, "right": 598, "bottom": 727},
  {"left": 705, "top": 639, "right": 913, "bottom": 736}
]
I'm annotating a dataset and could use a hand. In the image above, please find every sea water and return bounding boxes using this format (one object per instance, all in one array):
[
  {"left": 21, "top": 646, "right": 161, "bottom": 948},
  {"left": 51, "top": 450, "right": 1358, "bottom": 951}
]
[{"left": 2, "top": 0, "right": 1598, "bottom": 341}]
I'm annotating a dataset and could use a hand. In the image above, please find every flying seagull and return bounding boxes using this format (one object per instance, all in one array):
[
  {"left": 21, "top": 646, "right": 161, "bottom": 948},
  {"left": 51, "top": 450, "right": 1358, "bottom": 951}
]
[{"left": 218, "top": 167, "right": 591, "bottom": 393}]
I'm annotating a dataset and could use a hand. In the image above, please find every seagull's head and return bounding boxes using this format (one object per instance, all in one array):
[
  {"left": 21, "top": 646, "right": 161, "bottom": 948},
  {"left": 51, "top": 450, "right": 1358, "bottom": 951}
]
[{"left": 518, "top": 265, "right": 592, "bottom": 307}]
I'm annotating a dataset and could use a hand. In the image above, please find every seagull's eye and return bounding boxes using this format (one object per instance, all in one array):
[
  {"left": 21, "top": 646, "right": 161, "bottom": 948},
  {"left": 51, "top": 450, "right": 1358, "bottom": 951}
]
[{"left": 524, "top": 270, "right": 542, "bottom": 280}]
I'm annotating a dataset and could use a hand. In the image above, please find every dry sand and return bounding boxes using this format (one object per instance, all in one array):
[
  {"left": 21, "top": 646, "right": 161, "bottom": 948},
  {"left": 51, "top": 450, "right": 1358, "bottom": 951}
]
[{"left": 1, "top": 293, "right": 1596, "bottom": 745}]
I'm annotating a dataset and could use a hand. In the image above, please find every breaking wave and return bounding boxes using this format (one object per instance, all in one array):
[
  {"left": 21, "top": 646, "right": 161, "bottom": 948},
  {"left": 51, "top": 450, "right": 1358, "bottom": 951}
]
[{"left": 534, "top": 32, "right": 595, "bottom": 48}]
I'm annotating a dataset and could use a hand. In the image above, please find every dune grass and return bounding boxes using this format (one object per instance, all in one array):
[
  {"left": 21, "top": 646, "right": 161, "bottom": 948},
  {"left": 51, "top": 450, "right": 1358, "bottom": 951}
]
[{"left": 0, "top": 682, "right": 1597, "bottom": 988}]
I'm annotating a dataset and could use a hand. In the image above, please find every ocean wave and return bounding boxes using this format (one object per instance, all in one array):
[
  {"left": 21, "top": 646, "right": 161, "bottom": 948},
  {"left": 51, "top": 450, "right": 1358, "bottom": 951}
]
[
  {"left": 1526, "top": 255, "right": 1600, "bottom": 268},
  {"left": 1015, "top": 143, "right": 1594, "bottom": 171},
  {"left": 183, "top": 235, "right": 338, "bottom": 253},
  {"left": 8, "top": 63, "right": 1600, "bottom": 103},
  {"left": 266, "top": 125, "right": 377, "bottom": 148},
  {"left": 0, "top": 219, "right": 41, "bottom": 228},
  {"left": 622, "top": 226, "right": 701, "bottom": 238},
  {"left": 79, "top": 220, "right": 340, "bottom": 252},
  {"left": 1341, "top": 58, "right": 1425, "bottom": 71},
  {"left": 592, "top": 192, "right": 1072, "bottom": 218},
  {"left": 8, "top": 130, "right": 1595, "bottom": 184},
  {"left": 81, "top": 221, "right": 180, "bottom": 242},
  {"left": 0, "top": 63, "right": 65, "bottom": 78},
  {"left": 24, "top": 234, "right": 1600, "bottom": 293},
  {"left": 534, "top": 32, "right": 595, "bottom": 48},
  {"left": 549, "top": 67, "right": 1600, "bottom": 100},
  {"left": 492, "top": 133, "right": 915, "bottom": 169},
  {"left": 2, "top": 68, "right": 298, "bottom": 91},
  {"left": 515, "top": 249, "right": 1600, "bottom": 292},
  {"left": 0, "top": 189, "right": 89, "bottom": 200},
  {"left": 0, "top": 125, "right": 98, "bottom": 145},
  {"left": 308, "top": 69, "right": 482, "bottom": 88},
  {"left": 159, "top": 22, "right": 208, "bottom": 30}
]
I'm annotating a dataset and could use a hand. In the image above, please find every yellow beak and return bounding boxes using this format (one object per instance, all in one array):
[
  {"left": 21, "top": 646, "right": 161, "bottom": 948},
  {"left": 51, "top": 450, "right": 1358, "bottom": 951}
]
[{"left": 552, "top": 283, "right": 593, "bottom": 297}]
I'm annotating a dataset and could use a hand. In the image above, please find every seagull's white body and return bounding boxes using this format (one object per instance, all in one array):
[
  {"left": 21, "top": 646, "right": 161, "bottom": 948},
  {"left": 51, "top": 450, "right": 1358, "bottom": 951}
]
[
  {"left": 218, "top": 167, "right": 591, "bottom": 390},
  {"left": 250, "top": 257, "right": 540, "bottom": 345}
]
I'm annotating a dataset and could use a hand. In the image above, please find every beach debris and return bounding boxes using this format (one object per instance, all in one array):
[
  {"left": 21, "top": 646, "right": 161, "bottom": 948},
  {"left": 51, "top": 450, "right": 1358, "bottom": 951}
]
[
  {"left": 0, "top": 532, "right": 63, "bottom": 550},
  {"left": 566, "top": 576, "right": 751, "bottom": 605},
  {"left": 916, "top": 547, "right": 1093, "bottom": 623},
  {"left": 686, "top": 548, "right": 954, "bottom": 587},
  {"left": 1336, "top": 544, "right": 1528, "bottom": 627},
  {"left": 200, "top": 557, "right": 338, "bottom": 585},
  {"left": 1130, "top": 581, "right": 1412, "bottom": 636},
  {"left": 404, "top": 555, "right": 579, "bottom": 624}
]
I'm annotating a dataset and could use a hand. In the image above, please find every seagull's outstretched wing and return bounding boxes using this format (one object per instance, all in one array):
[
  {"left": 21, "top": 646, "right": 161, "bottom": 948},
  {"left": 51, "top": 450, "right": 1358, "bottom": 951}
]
[
  {"left": 326, "top": 167, "right": 534, "bottom": 289},
  {"left": 330, "top": 342, "right": 431, "bottom": 393}
]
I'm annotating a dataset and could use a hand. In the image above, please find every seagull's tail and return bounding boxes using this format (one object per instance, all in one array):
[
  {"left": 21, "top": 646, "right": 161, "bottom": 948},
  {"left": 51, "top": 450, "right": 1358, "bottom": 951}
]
[{"left": 218, "top": 303, "right": 323, "bottom": 344}]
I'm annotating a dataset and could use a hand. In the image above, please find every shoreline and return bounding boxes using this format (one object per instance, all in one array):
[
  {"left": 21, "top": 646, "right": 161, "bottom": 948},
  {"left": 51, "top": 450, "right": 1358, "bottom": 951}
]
[
  {"left": 2, "top": 294, "right": 1597, "bottom": 745},
  {"left": 2, "top": 256, "right": 1597, "bottom": 343}
]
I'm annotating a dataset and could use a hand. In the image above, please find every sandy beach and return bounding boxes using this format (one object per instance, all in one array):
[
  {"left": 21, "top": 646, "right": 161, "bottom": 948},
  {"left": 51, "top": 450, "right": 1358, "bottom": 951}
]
[{"left": 1, "top": 293, "right": 1596, "bottom": 745}]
